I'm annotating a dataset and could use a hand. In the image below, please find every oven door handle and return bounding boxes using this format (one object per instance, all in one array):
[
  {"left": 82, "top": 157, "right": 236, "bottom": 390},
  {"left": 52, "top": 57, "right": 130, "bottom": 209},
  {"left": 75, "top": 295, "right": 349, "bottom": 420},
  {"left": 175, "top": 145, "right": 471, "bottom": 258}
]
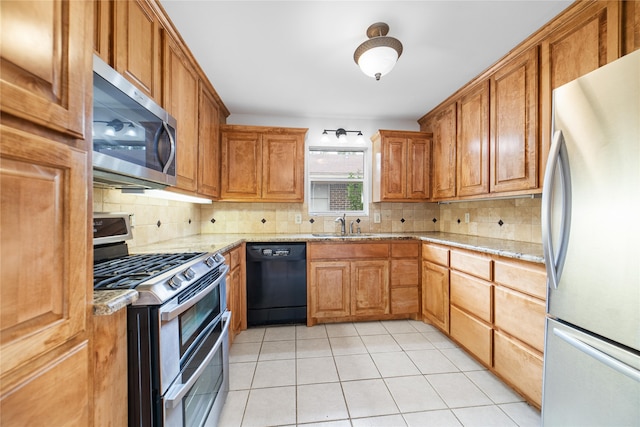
[
  {"left": 160, "top": 264, "right": 229, "bottom": 322},
  {"left": 164, "top": 311, "right": 231, "bottom": 408}
]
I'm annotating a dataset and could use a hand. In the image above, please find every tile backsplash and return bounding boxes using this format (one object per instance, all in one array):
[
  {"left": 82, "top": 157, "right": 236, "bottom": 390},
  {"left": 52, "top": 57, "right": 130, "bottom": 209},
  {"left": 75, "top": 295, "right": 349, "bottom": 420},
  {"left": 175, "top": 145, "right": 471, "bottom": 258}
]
[{"left": 94, "top": 188, "right": 542, "bottom": 248}]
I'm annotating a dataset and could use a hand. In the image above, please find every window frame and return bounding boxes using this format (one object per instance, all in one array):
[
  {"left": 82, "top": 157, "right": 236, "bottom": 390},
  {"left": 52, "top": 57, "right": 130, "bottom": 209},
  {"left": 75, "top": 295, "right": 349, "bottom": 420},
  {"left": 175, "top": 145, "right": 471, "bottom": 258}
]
[{"left": 306, "top": 145, "right": 370, "bottom": 217}]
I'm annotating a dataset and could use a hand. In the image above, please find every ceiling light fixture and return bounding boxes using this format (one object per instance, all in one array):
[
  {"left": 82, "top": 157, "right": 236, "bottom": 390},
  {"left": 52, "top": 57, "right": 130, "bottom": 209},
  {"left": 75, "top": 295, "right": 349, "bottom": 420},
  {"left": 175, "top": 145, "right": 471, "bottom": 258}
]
[{"left": 354, "top": 22, "right": 403, "bottom": 81}]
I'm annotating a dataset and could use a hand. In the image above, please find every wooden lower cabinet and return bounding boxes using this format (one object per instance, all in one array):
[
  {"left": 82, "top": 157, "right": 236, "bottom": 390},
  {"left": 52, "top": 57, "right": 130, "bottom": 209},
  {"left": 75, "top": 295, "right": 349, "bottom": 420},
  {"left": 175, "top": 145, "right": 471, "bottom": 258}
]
[
  {"left": 308, "top": 241, "right": 426, "bottom": 325},
  {"left": 421, "top": 243, "right": 450, "bottom": 332},
  {"left": 421, "top": 243, "right": 546, "bottom": 409},
  {"left": 390, "top": 242, "right": 421, "bottom": 316},
  {"left": 494, "top": 330, "right": 544, "bottom": 407},
  {"left": 450, "top": 306, "right": 492, "bottom": 366},
  {"left": 1, "top": 342, "right": 90, "bottom": 426},
  {"left": 224, "top": 244, "right": 246, "bottom": 343},
  {"left": 92, "top": 310, "right": 128, "bottom": 426}
]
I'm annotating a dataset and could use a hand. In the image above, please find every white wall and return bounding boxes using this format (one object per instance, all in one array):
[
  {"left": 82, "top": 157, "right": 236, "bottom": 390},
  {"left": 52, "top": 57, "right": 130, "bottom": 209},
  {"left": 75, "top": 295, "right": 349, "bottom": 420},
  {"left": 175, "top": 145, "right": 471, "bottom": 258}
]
[{"left": 226, "top": 113, "right": 420, "bottom": 146}]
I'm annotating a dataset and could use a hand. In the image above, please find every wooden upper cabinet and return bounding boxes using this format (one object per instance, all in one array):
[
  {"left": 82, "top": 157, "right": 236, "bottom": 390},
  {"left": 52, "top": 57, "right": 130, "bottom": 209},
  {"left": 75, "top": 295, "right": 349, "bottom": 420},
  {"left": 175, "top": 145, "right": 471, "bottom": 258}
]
[
  {"left": 0, "top": 0, "right": 88, "bottom": 138},
  {"left": 113, "top": 0, "right": 162, "bottom": 102},
  {"left": 428, "top": 103, "right": 457, "bottom": 200},
  {"left": 197, "top": 84, "right": 221, "bottom": 198},
  {"left": 262, "top": 131, "right": 305, "bottom": 201},
  {"left": 457, "top": 80, "right": 490, "bottom": 197},
  {"left": 540, "top": 1, "right": 621, "bottom": 179},
  {"left": 164, "top": 34, "right": 199, "bottom": 192},
  {"left": 93, "top": 0, "right": 111, "bottom": 63},
  {"left": 372, "top": 130, "right": 431, "bottom": 202},
  {"left": 221, "top": 125, "right": 306, "bottom": 202},
  {"left": 221, "top": 129, "right": 262, "bottom": 200},
  {"left": 491, "top": 47, "right": 539, "bottom": 193}
]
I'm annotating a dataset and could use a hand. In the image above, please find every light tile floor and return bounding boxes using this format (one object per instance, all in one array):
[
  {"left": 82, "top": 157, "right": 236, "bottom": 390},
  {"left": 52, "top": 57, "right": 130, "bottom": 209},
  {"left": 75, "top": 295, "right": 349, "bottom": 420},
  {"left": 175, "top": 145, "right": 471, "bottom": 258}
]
[{"left": 219, "top": 320, "right": 541, "bottom": 427}]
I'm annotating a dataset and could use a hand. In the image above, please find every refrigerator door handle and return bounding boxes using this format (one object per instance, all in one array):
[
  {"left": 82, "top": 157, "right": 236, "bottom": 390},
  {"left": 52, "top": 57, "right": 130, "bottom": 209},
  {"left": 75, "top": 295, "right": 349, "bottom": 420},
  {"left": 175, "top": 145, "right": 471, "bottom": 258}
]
[
  {"left": 553, "top": 327, "right": 640, "bottom": 383},
  {"left": 542, "top": 130, "right": 572, "bottom": 289}
]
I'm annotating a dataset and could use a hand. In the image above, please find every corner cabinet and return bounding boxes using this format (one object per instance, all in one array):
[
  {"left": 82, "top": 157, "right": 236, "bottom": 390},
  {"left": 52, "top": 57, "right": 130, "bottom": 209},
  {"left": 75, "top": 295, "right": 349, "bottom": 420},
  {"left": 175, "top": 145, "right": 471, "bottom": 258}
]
[
  {"left": 425, "top": 103, "right": 457, "bottom": 200},
  {"left": 221, "top": 125, "right": 307, "bottom": 202},
  {"left": 1, "top": 0, "right": 92, "bottom": 424},
  {"left": 371, "top": 130, "right": 431, "bottom": 202}
]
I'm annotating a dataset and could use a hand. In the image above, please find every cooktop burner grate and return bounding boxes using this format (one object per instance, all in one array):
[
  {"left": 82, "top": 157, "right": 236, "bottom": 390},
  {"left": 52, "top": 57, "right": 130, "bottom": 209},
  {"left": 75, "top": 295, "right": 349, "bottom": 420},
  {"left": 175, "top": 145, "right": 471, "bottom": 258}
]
[{"left": 93, "top": 252, "right": 205, "bottom": 290}]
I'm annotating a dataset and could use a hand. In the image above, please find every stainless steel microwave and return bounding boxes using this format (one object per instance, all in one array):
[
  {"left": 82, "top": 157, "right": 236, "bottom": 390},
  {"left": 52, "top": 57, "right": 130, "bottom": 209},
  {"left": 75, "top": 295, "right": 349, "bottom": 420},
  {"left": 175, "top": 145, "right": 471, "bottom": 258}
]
[{"left": 92, "top": 55, "right": 177, "bottom": 189}]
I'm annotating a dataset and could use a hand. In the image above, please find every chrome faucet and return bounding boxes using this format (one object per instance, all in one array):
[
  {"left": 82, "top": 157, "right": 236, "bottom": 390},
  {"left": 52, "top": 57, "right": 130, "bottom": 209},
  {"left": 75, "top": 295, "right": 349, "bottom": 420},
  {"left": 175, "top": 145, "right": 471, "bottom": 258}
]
[{"left": 335, "top": 213, "right": 346, "bottom": 235}]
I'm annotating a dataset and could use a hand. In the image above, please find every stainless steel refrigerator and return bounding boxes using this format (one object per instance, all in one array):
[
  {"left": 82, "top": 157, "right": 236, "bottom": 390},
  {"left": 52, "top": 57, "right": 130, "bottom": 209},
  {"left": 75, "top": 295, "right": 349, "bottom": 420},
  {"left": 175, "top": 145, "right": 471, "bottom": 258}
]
[{"left": 541, "top": 49, "right": 640, "bottom": 425}]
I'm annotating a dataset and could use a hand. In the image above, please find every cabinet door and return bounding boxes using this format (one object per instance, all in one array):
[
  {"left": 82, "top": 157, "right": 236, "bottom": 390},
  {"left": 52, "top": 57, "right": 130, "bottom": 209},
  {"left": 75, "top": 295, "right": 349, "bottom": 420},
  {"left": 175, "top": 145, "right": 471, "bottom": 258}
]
[
  {"left": 114, "top": 0, "right": 161, "bottom": 102},
  {"left": 407, "top": 137, "right": 430, "bottom": 199},
  {"left": 540, "top": 2, "right": 620, "bottom": 181},
  {"left": 230, "top": 266, "right": 243, "bottom": 334},
  {"left": 164, "top": 35, "right": 199, "bottom": 192},
  {"left": 421, "top": 260, "right": 450, "bottom": 332},
  {"left": 1, "top": 343, "right": 89, "bottom": 426},
  {"left": 457, "top": 81, "right": 490, "bottom": 197},
  {"left": 262, "top": 132, "right": 304, "bottom": 201},
  {"left": 221, "top": 130, "right": 262, "bottom": 200},
  {"left": 431, "top": 103, "right": 457, "bottom": 200},
  {"left": 351, "top": 260, "right": 390, "bottom": 317},
  {"left": 93, "top": 0, "right": 111, "bottom": 62},
  {"left": 309, "top": 262, "right": 351, "bottom": 320},
  {"left": 1, "top": 127, "right": 89, "bottom": 376},
  {"left": 491, "top": 47, "right": 539, "bottom": 193},
  {"left": 0, "top": 0, "right": 88, "bottom": 137},
  {"left": 197, "top": 84, "right": 221, "bottom": 198},
  {"left": 381, "top": 136, "right": 407, "bottom": 199}
]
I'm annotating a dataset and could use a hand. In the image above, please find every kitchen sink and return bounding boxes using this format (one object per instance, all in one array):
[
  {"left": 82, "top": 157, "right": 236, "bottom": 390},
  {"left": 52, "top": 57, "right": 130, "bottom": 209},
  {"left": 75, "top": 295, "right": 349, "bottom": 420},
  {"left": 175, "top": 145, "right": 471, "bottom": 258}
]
[{"left": 311, "top": 233, "right": 375, "bottom": 238}]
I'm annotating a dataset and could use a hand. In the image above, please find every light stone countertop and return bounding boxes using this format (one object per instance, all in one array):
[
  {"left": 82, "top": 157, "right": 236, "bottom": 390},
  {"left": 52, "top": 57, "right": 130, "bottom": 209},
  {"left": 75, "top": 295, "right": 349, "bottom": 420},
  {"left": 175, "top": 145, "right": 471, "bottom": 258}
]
[{"left": 94, "top": 232, "right": 543, "bottom": 315}]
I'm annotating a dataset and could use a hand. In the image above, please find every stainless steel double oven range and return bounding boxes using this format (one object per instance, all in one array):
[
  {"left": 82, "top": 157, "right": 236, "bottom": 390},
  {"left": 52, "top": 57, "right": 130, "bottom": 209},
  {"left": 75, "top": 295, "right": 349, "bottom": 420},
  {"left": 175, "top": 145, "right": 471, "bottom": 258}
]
[{"left": 93, "top": 213, "right": 230, "bottom": 426}]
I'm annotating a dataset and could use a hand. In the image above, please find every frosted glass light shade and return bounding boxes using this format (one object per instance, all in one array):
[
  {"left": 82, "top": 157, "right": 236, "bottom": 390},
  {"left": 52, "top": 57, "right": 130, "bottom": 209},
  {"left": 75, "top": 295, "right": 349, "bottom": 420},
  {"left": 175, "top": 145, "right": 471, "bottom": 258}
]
[
  {"left": 357, "top": 46, "right": 399, "bottom": 80},
  {"left": 353, "top": 22, "right": 403, "bottom": 81}
]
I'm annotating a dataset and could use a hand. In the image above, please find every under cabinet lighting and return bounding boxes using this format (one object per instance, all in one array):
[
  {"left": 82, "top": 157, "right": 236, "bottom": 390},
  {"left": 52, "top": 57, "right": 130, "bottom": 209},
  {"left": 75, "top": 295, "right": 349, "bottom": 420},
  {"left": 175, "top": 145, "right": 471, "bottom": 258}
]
[{"left": 121, "top": 188, "right": 213, "bottom": 204}]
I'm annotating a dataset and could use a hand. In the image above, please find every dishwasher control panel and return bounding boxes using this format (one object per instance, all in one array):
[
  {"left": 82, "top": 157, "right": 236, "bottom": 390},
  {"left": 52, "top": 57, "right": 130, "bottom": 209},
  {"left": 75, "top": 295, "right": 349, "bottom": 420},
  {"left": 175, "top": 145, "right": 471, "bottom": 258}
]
[{"left": 261, "top": 248, "right": 290, "bottom": 257}]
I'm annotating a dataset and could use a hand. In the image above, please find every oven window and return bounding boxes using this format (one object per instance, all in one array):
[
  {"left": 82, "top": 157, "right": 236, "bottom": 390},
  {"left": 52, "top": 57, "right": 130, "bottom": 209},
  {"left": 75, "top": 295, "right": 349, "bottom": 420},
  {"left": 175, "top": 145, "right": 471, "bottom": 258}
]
[
  {"left": 181, "top": 322, "right": 225, "bottom": 426},
  {"left": 179, "top": 281, "right": 221, "bottom": 355}
]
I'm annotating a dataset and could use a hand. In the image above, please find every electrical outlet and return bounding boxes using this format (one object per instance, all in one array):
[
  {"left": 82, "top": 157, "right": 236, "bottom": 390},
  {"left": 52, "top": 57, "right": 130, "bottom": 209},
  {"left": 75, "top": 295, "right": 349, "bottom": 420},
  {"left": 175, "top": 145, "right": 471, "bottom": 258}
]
[
  {"left": 374, "top": 212, "right": 381, "bottom": 223},
  {"left": 294, "top": 214, "right": 302, "bottom": 224},
  {"left": 465, "top": 213, "right": 470, "bottom": 223},
  {"left": 129, "top": 213, "right": 136, "bottom": 227}
]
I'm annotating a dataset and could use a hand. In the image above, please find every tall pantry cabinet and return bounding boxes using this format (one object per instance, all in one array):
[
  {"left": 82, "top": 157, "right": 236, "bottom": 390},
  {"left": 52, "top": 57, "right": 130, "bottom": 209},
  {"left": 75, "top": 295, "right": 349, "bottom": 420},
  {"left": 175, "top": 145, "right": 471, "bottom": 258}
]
[{"left": 0, "top": 1, "right": 93, "bottom": 425}]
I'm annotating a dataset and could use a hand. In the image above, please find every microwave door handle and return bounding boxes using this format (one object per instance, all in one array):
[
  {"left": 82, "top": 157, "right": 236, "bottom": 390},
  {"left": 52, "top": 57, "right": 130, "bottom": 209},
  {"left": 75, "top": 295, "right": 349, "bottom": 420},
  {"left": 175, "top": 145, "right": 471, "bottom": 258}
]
[
  {"left": 157, "top": 121, "right": 176, "bottom": 174},
  {"left": 542, "top": 130, "right": 572, "bottom": 289},
  {"left": 164, "top": 311, "right": 231, "bottom": 408}
]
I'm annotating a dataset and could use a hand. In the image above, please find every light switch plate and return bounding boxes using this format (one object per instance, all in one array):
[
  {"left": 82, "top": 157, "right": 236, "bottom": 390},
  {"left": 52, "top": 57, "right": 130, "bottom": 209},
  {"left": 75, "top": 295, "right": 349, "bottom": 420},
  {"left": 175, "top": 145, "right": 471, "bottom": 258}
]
[{"left": 374, "top": 213, "right": 381, "bottom": 223}]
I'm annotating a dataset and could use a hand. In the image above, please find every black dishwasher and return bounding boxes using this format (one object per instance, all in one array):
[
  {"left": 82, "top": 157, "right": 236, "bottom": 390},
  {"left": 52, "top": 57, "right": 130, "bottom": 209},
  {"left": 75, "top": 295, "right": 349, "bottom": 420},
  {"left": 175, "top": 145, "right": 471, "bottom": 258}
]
[{"left": 246, "top": 242, "right": 307, "bottom": 326}]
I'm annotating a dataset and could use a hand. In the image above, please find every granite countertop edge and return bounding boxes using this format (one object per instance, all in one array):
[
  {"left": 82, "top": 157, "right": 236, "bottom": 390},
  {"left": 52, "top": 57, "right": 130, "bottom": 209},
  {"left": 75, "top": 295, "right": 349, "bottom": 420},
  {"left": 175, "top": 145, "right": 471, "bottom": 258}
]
[
  {"left": 93, "top": 289, "right": 139, "bottom": 316},
  {"left": 94, "top": 232, "right": 543, "bottom": 314}
]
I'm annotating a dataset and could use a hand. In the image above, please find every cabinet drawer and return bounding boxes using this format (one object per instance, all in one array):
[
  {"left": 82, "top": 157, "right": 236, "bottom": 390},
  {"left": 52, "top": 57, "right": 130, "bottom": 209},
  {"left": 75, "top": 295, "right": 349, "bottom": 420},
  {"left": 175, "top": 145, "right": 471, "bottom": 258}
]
[
  {"left": 494, "top": 330, "right": 543, "bottom": 407},
  {"left": 391, "top": 259, "right": 419, "bottom": 287},
  {"left": 227, "top": 246, "right": 241, "bottom": 267},
  {"left": 450, "top": 305, "right": 492, "bottom": 366},
  {"left": 450, "top": 271, "right": 492, "bottom": 323},
  {"left": 494, "top": 258, "right": 546, "bottom": 300},
  {"left": 494, "top": 286, "right": 545, "bottom": 352},
  {"left": 422, "top": 243, "right": 449, "bottom": 266},
  {"left": 308, "top": 242, "right": 389, "bottom": 260},
  {"left": 391, "top": 287, "right": 419, "bottom": 314},
  {"left": 450, "top": 249, "right": 492, "bottom": 280},
  {"left": 391, "top": 242, "right": 419, "bottom": 258}
]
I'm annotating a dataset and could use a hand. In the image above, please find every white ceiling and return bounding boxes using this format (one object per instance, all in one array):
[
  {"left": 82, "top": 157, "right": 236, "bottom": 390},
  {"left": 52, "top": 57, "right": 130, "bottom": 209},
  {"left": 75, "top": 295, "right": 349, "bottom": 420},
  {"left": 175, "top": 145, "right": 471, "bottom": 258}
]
[{"left": 159, "top": 1, "right": 573, "bottom": 122}]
